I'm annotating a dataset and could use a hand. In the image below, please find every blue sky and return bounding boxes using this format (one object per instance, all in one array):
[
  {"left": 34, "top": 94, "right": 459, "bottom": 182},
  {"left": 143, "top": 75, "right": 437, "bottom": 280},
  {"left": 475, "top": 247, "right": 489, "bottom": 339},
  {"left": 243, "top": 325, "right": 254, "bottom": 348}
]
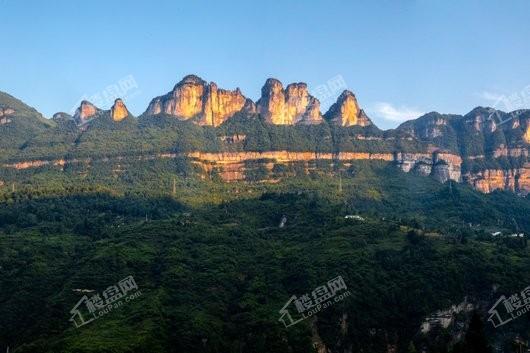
[{"left": 1, "top": 0, "right": 529, "bottom": 129}]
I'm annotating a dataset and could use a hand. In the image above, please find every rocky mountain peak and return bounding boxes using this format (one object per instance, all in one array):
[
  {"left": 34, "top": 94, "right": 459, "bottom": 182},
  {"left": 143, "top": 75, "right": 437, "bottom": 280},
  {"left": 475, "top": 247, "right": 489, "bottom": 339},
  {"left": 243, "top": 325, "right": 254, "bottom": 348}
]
[
  {"left": 52, "top": 112, "right": 72, "bottom": 121},
  {"left": 324, "top": 90, "right": 371, "bottom": 127},
  {"left": 262, "top": 78, "right": 283, "bottom": 90},
  {"left": 257, "top": 79, "right": 323, "bottom": 125},
  {"left": 465, "top": 107, "right": 499, "bottom": 131},
  {"left": 242, "top": 98, "right": 257, "bottom": 115},
  {"left": 177, "top": 74, "right": 207, "bottom": 87},
  {"left": 73, "top": 100, "right": 100, "bottom": 125},
  {"left": 111, "top": 98, "right": 129, "bottom": 122},
  {"left": 144, "top": 75, "right": 248, "bottom": 127},
  {"left": 200, "top": 82, "right": 247, "bottom": 126}
]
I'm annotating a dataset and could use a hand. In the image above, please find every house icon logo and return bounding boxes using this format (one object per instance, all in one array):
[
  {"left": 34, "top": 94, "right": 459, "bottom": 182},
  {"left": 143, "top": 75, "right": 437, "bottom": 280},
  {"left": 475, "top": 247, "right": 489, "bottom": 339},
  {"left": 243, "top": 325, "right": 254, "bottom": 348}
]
[
  {"left": 278, "top": 295, "right": 305, "bottom": 328},
  {"left": 69, "top": 295, "right": 97, "bottom": 328}
]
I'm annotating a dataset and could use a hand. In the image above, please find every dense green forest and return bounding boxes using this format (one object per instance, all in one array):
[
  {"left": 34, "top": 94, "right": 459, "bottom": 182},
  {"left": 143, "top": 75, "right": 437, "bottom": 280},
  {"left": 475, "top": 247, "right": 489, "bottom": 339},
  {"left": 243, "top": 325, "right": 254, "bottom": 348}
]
[{"left": 1, "top": 161, "right": 530, "bottom": 353}]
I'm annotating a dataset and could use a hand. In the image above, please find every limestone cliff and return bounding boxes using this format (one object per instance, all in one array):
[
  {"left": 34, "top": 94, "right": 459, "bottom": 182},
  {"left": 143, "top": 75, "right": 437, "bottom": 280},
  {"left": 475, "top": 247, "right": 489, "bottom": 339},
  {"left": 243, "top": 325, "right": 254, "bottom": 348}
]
[
  {"left": 201, "top": 83, "right": 248, "bottom": 126},
  {"left": 6, "top": 148, "right": 529, "bottom": 195},
  {"left": 144, "top": 75, "right": 248, "bottom": 127},
  {"left": 464, "top": 166, "right": 530, "bottom": 194},
  {"left": 111, "top": 98, "right": 129, "bottom": 122},
  {"left": 256, "top": 79, "right": 323, "bottom": 125},
  {"left": 324, "top": 90, "right": 371, "bottom": 127},
  {"left": 73, "top": 101, "right": 101, "bottom": 125},
  {"left": 396, "top": 112, "right": 451, "bottom": 140},
  {"left": 394, "top": 152, "right": 462, "bottom": 182}
]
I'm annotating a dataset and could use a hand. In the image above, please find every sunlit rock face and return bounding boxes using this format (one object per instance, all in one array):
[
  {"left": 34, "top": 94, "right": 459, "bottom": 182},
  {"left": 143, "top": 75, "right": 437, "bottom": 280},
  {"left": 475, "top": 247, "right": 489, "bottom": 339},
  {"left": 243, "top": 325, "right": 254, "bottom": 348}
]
[
  {"left": 324, "top": 90, "right": 371, "bottom": 127},
  {"left": 111, "top": 98, "right": 129, "bottom": 122},
  {"left": 200, "top": 83, "right": 247, "bottom": 126},
  {"left": 257, "top": 79, "right": 286, "bottom": 124},
  {"left": 145, "top": 75, "right": 206, "bottom": 118},
  {"left": 144, "top": 75, "right": 247, "bottom": 127},
  {"left": 73, "top": 101, "right": 100, "bottom": 125},
  {"left": 465, "top": 167, "right": 530, "bottom": 194},
  {"left": 257, "top": 79, "right": 323, "bottom": 125}
]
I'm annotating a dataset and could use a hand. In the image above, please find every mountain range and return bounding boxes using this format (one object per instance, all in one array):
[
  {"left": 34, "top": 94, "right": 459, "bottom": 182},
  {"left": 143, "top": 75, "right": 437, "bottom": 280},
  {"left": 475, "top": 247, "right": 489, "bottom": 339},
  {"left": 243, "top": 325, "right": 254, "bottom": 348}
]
[
  {"left": 1, "top": 74, "right": 529, "bottom": 194},
  {"left": 2, "top": 75, "right": 530, "bottom": 353}
]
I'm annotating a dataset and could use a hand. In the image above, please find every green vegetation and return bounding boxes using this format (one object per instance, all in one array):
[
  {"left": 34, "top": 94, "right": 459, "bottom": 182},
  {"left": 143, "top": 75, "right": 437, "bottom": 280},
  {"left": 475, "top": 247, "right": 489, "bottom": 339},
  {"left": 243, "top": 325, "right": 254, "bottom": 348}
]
[
  {"left": 0, "top": 162, "right": 529, "bottom": 353},
  {"left": 0, "top": 91, "right": 55, "bottom": 160},
  {"left": 1, "top": 94, "right": 530, "bottom": 352}
]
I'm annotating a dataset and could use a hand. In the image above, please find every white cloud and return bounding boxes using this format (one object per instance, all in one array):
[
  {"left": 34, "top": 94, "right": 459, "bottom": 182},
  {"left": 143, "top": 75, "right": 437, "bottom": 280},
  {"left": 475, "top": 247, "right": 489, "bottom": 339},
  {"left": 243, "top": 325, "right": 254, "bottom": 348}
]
[
  {"left": 477, "top": 89, "right": 530, "bottom": 111},
  {"left": 371, "top": 102, "right": 424, "bottom": 122},
  {"left": 479, "top": 91, "right": 505, "bottom": 103}
]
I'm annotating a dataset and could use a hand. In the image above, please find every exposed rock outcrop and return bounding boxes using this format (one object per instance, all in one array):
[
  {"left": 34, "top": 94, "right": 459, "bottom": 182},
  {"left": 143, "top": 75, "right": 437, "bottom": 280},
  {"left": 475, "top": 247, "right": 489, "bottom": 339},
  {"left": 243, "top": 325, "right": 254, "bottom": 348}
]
[
  {"left": 144, "top": 75, "right": 376, "bottom": 127},
  {"left": 144, "top": 75, "right": 248, "bottom": 126},
  {"left": 394, "top": 152, "right": 462, "bottom": 182},
  {"left": 201, "top": 83, "right": 248, "bottom": 126},
  {"left": 241, "top": 98, "right": 257, "bottom": 115},
  {"left": 420, "top": 299, "right": 474, "bottom": 334},
  {"left": 464, "top": 166, "right": 530, "bottom": 194},
  {"left": 492, "top": 145, "right": 529, "bottom": 159},
  {"left": 432, "top": 162, "right": 453, "bottom": 183},
  {"left": 394, "top": 153, "right": 433, "bottom": 173},
  {"left": 397, "top": 112, "right": 450, "bottom": 139},
  {"left": 0, "top": 108, "right": 14, "bottom": 125},
  {"left": 465, "top": 107, "right": 498, "bottom": 132},
  {"left": 73, "top": 101, "right": 101, "bottom": 125},
  {"left": 52, "top": 112, "right": 72, "bottom": 121},
  {"left": 111, "top": 98, "right": 129, "bottom": 122},
  {"left": 257, "top": 79, "right": 323, "bottom": 125},
  {"left": 9, "top": 149, "right": 529, "bottom": 194},
  {"left": 324, "top": 90, "right": 371, "bottom": 127},
  {"left": 0, "top": 108, "right": 15, "bottom": 117}
]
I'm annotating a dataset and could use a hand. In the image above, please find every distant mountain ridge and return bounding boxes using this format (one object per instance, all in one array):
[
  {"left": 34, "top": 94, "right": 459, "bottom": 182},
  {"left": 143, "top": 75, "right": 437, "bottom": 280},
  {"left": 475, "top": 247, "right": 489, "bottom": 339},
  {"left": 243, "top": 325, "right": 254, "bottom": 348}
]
[{"left": 0, "top": 75, "right": 529, "bottom": 194}]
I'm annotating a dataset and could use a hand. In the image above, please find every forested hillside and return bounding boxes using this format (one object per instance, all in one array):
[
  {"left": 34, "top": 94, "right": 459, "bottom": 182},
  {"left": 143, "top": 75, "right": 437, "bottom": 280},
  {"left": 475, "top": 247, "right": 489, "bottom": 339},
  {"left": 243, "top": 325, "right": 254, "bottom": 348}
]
[{"left": 1, "top": 162, "right": 529, "bottom": 352}]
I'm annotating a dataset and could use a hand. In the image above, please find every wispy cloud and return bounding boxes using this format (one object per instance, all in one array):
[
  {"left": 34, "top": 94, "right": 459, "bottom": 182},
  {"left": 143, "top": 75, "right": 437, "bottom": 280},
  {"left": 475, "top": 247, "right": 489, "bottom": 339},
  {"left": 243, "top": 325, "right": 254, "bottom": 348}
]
[
  {"left": 478, "top": 91, "right": 504, "bottom": 104},
  {"left": 370, "top": 102, "right": 424, "bottom": 122},
  {"left": 477, "top": 86, "right": 530, "bottom": 111}
]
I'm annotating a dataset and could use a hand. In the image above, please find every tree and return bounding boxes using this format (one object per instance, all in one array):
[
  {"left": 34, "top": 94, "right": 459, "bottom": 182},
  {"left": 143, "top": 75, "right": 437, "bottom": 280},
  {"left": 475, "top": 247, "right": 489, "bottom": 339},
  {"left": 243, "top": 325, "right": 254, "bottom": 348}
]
[
  {"left": 407, "top": 341, "right": 417, "bottom": 353},
  {"left": 453, "top": 312, "right": 492, "bottom": 353}
]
